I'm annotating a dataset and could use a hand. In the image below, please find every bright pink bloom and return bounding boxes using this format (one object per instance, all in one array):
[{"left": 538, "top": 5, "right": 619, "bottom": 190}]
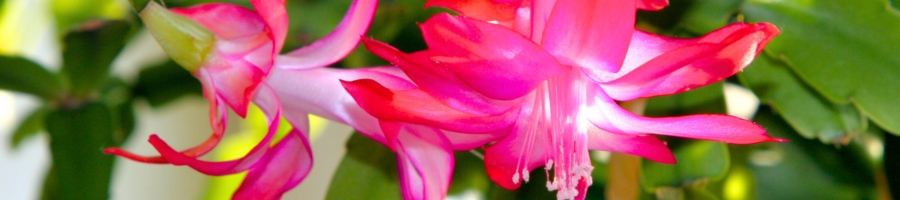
[
  {"left": 103, "top": 0, "right": 377, "bottom": 198},
  {"left": 342, "top": 0, "right": 784, "bottom": 199},
  {"left": 266, "top": 66, "right": 506, "bottom": 199}
]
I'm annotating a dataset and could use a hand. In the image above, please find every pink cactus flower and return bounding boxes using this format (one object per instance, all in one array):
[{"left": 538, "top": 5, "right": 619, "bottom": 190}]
[
  {"left": 103, "top": 0, "right": 377, "bottom": 198},
  {"left": 341, "top": 0, "right": 785, "bottom": 199}
]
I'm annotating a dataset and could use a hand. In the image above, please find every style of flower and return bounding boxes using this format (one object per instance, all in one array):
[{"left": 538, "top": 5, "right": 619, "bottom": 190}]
[
  {"left": 103, "top": 0, "right": 377, "bottom": 198},
  {"left": 341, "top": 0, "right": 784, "bottom": 199}
]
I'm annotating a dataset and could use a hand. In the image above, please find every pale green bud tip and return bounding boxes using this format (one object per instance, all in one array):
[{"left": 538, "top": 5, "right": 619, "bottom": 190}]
[{"left": 139, "top": 1, "right": 214, "bottom": 73}]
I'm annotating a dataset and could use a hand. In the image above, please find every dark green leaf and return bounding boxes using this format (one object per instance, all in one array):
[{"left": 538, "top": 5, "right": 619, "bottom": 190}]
[
  {"left": 132, "top": 60, "right": 201, "bottom": 107},
  {"left": 10, "top": 107, "right": 50, "bottom": 149},
  {"left": 61, "top": 20, "right": 131, "bottom": 98},
  {"left": 42, "top": 102, "right": 117, "bottom": 200},
  {"left": 130, "top": 0, "right": 151, "bottom": 12},
  {"left": 326, "top": 134, "right": 402, "bottom": 200},
  {"left": 741, "top": 0, "right": 900, "bottom": 135},
  {"left": 673, "top": 0, "right": 743, "bottom": 34},
  {"left": 641, "top": 141, "right": 730, "bottom": 191},
  {"left": 99, "top": 77, "right": 135, "bottom": 145},
  {"left": 0, "top": 56, "right": 63, "bottom": 100},
  {"left": 645, "top": 82, "right": 726, "bottom": 117},
  {"left": 738, "top": 54, "right": 866, "bottom": 142},
  {"left": 884, "top": 130, "right": 900, "bottom": 199},
  {"left": 749, "top": 107, "right": 876, "bottom": 199}
]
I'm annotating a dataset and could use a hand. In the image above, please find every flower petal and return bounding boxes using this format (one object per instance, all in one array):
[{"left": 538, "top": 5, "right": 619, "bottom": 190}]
[
  {"left": 586, "top": 125, "right": 675, "bottom": 164},
  {"left": 484, "top": 93, "right": 548, "bottom": 190},
  {"left": 265, "top": 67, "right": 415, "bottom": 145},
  {"left": 362, "top": 38, "right": 521, "bottom": 115},
  {"left": 421, "top": 14, "right": 569, "bottom": 100},
  {"left": 341, "top": 78, "right": 518, "bottom": 133},
  {"left": 636, "top": 0, "right": 668, "bottom": 11},
  {"left": 587, "top": 87, "right": 784, "bottom": 144},
  {"left": 391, "top": 123, "right": 455, "bottom": 200},
  {"left": 200, "top": 63, "right": 265, "bottom": 117},
  {"left": 276, "top": 0, "right": 378, "bottom": 69},
  {"left": 542, "top": 0, "right": 635, "bottom": 72},
  {"left": 593, "top": 23, "right": 780, "bottom": 100},
  {"left": 425, "top": 0, "right": 519, "bottom": 23},
  {"left": 103, "top": 72, "right": 229, "bottom": 163},
  {"left": 250, "top": 0, "right": 288, "bottom": 52},
  {"left": 134, "top": 85, "right": 288, "bottom": 176},
  {"left": 233, "top": 128, "right": 313, "bottom": 200},
  {"left": 171, "top": 3, "right": 267, "bottom": 41}
]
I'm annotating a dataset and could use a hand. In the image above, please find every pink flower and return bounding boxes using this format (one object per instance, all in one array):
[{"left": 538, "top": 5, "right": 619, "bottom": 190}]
[
  {"left": 103, "top": 0, "right": 377, "bottom": 198},
  {"left": 342, "top": 0, "right": 785, "bottom": 199}
]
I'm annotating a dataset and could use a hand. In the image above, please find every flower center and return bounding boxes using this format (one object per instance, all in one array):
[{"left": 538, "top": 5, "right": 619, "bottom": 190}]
[{"left": 540, "top": 69, "right": 594, "bottom": 200}]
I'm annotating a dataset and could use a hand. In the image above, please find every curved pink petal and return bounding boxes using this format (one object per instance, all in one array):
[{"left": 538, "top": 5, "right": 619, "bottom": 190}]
[
  {"left": 586, "top": 125, "right": 675, "bottom": 164},
  {"left": 276, "top": 0, "right": 378, "bottom": 69},
  {"left": 542, "top": 0, "right": 635, "bottom": 72},
  {"left": 484, "top": 94, "right": 548, "bottom": 190},
  {"left": 265, "top": 67, "right": 416, "bottom": 145},
  {"left": 342, "top": 78, "right": 518, "bottom": 134},
  {"left": 442, "top": 129, "right": 507, "bottom": 150},
  {"left": 200, "top": 62, "right": 265, "bottom": 117},
  {"left": 123, "top": 85, "right": 287, "bottom": 176},
  {"left": 172, "top": 3, "right": 276, "bottom": 73},
  {"left": 171, "top": 3, "right": 268, "bottom": 41},
  {"left": 425, "top": 0, "right": 519, "bottom": 23},
  {"left": 362, "top": 38, "right": 521, "bottom": 115},
  {"left": 392, "top": 124, "right": 454, "bottom": 200},
  {"left": 587, "top": 87, "right": 785, "bottom": 144},
  {"left": 250, "top": 0, "right": 288, "bottom": 53},
  {"left": 637, "top": 0, "right": 668, "bottom": 11},
  {"left": 420, "top": 14, "right": 569, "bottom": 100},
  {"left": 592, "top": 23, "right": 780, "bottom": 100},
  {"left": 483, "top": 126, "right": 548, "bottom": 190},
  {"left": 233, "top": 128, "right": 313, "bottom": 200},
  {"left": 103, "top": 72, "right": 229, "bottom": 163}
]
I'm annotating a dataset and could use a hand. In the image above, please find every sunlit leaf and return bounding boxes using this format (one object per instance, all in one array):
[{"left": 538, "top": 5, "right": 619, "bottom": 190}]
[
  {"left": 61, "top": 20, "right": 131, "bottom": 98},
  {"left": 738, "top": 54, "right": 866, "bottom": 143},
  {"left": 0, "top": 56, "right": 63, "bottom": 100},
  {"left": 741, "top": 0, "right": 900, "bottom": 135},
  {"left": 43, "top": 102, "right": 117, "bottom": 200},
  {"left": 53, "top": 0, "right": 128, "bottom": 31}
]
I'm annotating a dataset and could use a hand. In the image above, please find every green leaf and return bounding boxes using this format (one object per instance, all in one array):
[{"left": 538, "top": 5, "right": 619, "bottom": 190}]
[
  {"left": 749, "top": 107, "right": 876, "bottom": 199},
  {"left": 10, "top": 107, "right": 49, "bottom": 149},
  {"left": 645, "top": 82, "right": 726, "bottom": 117},
  {"left": 885, "top": 130, "right": 900, "bottom": 198},
  {"left": 61, "top": 20, "right": 131, "bottom": 98},
  {"left": 42, "top": 102, "right": 117, "bottom": 200},
  {"left": 674, "top": 0, "right": 743, "bottom": 34},
  {"left": 740, "top": 0, "right": 900, "bottom": 135},
  {"left": 640, "top": 141, "right": 730, "bottom": 192},
  {"left": 326, "top": 134, "right": 402, "bottom": 200},
  {"left": 132, "top": 60, "right": 201, "bottom": 107},
  {"left": 99, "top": 77, "right": 135, "bottom": 145},
  {"left": 0, "top": 56, "right": 63, "bottom": 100},
  {"left": 738, "top": 54, "right": 866, "bottom": 142}
]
